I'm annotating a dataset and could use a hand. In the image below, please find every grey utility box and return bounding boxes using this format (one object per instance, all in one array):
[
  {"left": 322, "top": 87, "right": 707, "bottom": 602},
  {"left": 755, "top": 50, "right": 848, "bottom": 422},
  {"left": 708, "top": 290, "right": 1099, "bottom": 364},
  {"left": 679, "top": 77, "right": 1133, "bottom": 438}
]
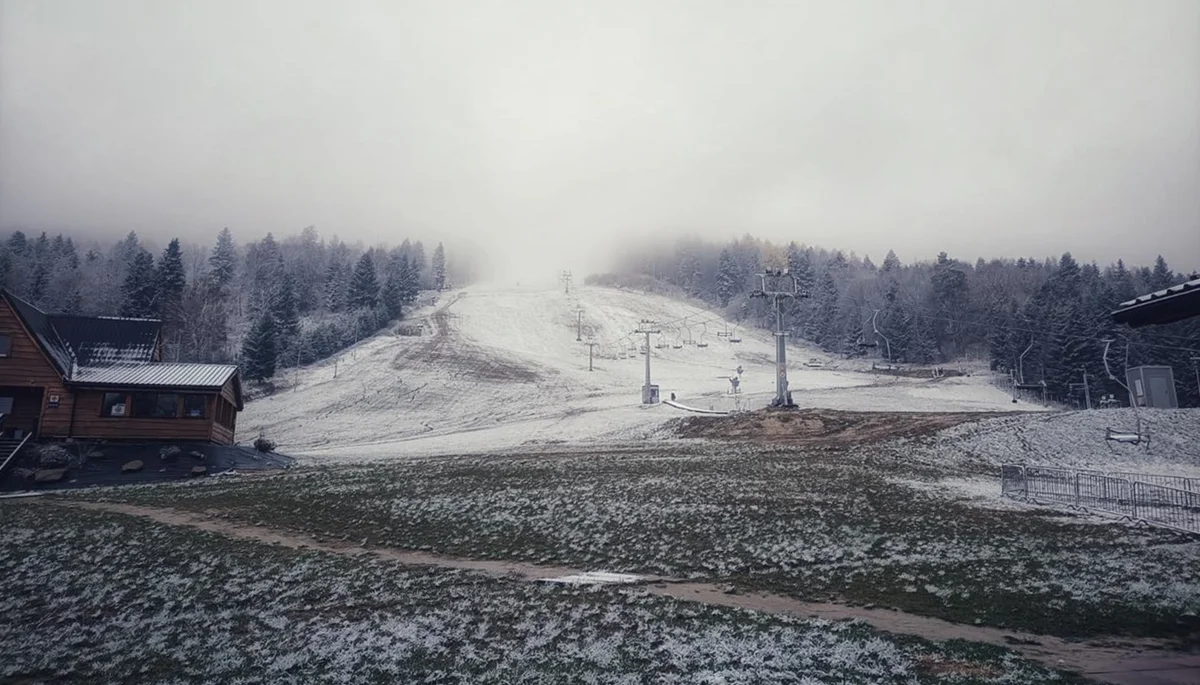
[
  {"left": 1126, "top": 366, "right": 1178, "bottom": 408},
  {"left": 642, "top": 384, "right": 660, "bottom": 405}
]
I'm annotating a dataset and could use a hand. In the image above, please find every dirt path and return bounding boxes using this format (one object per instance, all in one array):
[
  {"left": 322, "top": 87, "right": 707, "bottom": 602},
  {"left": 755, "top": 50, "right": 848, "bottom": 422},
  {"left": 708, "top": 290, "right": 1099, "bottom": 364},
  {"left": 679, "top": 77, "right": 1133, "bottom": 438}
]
[{"left": 55, "top": 500, "right": 1198, "bottom": 684}]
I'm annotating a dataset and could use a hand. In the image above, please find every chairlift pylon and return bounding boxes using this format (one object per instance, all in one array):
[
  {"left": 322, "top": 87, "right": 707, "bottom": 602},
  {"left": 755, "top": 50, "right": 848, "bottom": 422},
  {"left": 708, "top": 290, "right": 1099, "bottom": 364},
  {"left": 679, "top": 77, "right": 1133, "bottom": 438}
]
[{"left": 870, "top": 310, "right": 891, "bottom": 361}]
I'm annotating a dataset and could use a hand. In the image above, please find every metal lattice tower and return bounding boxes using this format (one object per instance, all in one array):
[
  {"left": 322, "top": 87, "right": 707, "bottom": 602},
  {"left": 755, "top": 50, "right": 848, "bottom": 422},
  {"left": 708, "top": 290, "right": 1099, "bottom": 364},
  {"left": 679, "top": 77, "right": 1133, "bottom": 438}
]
[{"left": 750, "top": 269, "right": 809, "bottom": 407}]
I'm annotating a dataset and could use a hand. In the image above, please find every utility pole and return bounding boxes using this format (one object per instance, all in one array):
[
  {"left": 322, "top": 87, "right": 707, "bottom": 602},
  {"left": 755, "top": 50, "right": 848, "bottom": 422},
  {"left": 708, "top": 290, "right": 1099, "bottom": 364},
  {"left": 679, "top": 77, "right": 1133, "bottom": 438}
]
[
  {"left": 1192, "top": 357, "right": 1200, "bottom": 403},
  {"left": 635, "top": 320, "right": 661, "bottom": 403},
  {"left": 749, "top": 269, "right": 808, "bottom": 407},
  {"left": 1081, "top": 368, "right": 1092, "bottom": 410},
  {"left": 576, "top": 308, "right": 584, "bottom": 341},
  {"left": 560, "top": 270, "right": 573, "bottom": 295}
]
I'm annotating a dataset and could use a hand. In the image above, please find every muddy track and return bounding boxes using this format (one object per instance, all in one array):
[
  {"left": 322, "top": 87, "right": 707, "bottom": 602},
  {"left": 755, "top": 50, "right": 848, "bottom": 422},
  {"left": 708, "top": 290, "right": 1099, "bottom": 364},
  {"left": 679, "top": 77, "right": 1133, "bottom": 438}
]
[
  {"left": 672, "top": 408, "right": 1001, "bottom": 447},
  {"left": 45, "top": 500, "right": 1197, "bottom": 682},
  {"left": 391, "top": 296, "right": 544, "bottom": 384}
]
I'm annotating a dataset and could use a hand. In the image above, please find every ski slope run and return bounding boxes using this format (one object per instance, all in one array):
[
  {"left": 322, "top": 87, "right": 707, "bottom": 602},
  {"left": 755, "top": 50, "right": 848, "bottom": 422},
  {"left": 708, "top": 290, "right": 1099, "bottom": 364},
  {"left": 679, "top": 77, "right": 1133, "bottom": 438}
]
[{"left": 242, "top": 284, "right": 1041, "bottom": 459}]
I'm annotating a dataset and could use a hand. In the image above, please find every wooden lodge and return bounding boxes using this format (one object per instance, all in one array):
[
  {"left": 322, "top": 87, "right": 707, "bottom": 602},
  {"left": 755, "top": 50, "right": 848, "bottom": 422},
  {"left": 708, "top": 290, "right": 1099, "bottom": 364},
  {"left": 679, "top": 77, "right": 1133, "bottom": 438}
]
[{"left": 0, "top": 290, "right": 243, "bottom": 445}]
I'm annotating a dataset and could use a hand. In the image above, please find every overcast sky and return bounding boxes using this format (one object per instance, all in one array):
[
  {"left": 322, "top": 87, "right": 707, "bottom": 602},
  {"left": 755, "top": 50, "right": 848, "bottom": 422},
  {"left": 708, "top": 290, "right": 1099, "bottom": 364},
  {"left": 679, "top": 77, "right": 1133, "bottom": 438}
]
[{"left": 2, "top": 0, "right": 1198, "bottom": 280}]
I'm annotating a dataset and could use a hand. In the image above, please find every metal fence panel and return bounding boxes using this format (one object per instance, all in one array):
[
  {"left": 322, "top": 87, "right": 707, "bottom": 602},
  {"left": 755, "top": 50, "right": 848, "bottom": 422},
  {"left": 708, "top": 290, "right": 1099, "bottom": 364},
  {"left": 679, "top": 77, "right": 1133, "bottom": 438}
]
[
  {"left": 1000, "top": 463, "right": 1199, "bottom": 534},
  {"left": 1131, "top": 482, "right": 1200, "bottom": 534},
  {"left": 1108, "top": 471, "right": 1198, "bottom": 495}
]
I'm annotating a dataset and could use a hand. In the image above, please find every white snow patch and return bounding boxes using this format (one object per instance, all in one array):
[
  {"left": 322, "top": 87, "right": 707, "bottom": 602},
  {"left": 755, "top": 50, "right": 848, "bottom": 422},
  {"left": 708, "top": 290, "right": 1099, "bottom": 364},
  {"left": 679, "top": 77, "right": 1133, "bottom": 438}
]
[{"left": 242, "top": 285, "right": 1042, "bottom": 462}]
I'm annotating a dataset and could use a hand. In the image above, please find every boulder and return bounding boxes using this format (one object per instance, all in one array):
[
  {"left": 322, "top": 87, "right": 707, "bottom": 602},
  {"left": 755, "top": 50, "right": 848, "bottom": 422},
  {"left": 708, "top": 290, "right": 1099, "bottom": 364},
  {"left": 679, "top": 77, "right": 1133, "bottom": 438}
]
[
  {"left": 35, "top": 445, "right": 71, "bottom": 468},
  {"left": 190, "top": 465, "right": 208, "bottom": 477},
  {"left": 160, "top": 446, "right": 182, "bottom": 462},
  {"left": 33, "top": 468, "right": 67, "bottom": 483},
  {"left": 187, "top": 451, "right": 205, "bottom": 460},
  {"left": 121, "top": 460, "right": 144, "bottom": 473}
]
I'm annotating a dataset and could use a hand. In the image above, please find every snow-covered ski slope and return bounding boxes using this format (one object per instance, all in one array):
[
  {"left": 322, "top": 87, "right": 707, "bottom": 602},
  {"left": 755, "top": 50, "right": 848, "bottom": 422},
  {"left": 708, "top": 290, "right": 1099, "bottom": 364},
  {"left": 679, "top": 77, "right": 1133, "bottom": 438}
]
[{"left": 242, "top": 283, "right": 1042, "bottom": 459}]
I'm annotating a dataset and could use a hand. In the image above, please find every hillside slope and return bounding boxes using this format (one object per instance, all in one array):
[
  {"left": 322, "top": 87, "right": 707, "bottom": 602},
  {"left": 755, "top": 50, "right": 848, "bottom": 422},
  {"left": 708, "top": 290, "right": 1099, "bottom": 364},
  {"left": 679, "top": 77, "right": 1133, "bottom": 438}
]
[{"left": 241, "top": 284, "right": 1040, "bottom": 459}]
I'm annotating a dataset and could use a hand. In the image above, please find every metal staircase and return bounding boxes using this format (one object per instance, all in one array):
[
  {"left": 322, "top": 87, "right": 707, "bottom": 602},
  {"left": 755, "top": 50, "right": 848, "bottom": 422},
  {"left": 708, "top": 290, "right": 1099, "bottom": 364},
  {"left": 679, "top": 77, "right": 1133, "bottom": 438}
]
[{"left": 0, "top": 413, "right": 33, "bottom": 485}]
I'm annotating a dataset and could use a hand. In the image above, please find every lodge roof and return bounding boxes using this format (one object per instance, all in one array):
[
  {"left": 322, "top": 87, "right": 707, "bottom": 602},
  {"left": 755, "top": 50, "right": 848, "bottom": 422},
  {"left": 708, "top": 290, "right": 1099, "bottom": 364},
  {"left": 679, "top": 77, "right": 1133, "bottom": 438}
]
[
  {"left": 1, "top": 290, "right": 242, "bottom": 407},
  {"left": 71, "top": 363, "right": 240, "bottom": 389},
  {"left": 1111, "top": 277, "right": 1200, "bottom": 328}
]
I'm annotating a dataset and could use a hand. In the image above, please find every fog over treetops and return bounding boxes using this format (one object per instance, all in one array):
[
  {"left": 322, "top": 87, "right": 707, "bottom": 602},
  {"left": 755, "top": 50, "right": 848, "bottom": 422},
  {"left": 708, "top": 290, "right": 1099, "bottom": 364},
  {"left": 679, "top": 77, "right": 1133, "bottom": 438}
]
[{"left": 1, "top": 0, "right": 1198, "bottom": 281}]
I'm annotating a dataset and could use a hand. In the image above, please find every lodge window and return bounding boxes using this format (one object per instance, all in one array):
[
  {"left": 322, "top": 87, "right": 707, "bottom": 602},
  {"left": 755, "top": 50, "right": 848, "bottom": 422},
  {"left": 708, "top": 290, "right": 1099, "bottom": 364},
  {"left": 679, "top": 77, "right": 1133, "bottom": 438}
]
[
  {"left": 0, "top": 334, "right": 11, "bottom": 357},
  {"left": 183, "top": 394, "right": 207, "bottom": 419},
  {"left": 102, "top": 392, "right": 128, "bottom": 417},
  {"left": 133, "top": 392, "right": 181, "bottom": 418},
  {"left": 214, "top": 400, "right": 235, "bottom": 429}
]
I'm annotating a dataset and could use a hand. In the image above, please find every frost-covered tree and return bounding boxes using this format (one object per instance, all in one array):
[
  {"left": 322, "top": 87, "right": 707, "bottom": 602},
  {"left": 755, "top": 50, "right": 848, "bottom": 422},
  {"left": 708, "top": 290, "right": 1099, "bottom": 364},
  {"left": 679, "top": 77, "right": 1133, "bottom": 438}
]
[
  {"left": 120, "top": 248, "right": 158, "bottom": 318},
  {"left": 208, "top": 228, "right": 237, "bottom": 291},
  {"left": 347, "top": 253, "right": 380, "bottom": 310},
  {"left": 881, "top": 249, "right": 901, "bottom": 273},
  {"left": 715, "top": 249, "right": 738, "bottom": 307},
  {"left": 273, "top": 270, "right": 301, "bottom": 342},
  {"left": 431, "top": 242, "right": 446, "bottom": 291},
  {"left": 157, "top": 239, "right": 187, "bottom": 316},
  {"left": 241, "top": 309, "right": 277, "bottom": 381}
]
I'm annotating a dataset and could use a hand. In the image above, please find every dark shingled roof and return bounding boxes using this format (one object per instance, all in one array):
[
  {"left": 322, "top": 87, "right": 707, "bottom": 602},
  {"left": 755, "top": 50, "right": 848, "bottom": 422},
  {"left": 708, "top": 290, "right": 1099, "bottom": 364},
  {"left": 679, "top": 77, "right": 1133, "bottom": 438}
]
[
  {"left": 2, "top": 289, "right": 244, "bottom": 410},
  {"left": 2, "top": 289, "right": 162, "bottom": 376},
  {"left": 1111, "top": 277, "right": 1200, "bottom": 328},
  {"left": 48, "top": 314, "right": 160, "bottom": 367}
]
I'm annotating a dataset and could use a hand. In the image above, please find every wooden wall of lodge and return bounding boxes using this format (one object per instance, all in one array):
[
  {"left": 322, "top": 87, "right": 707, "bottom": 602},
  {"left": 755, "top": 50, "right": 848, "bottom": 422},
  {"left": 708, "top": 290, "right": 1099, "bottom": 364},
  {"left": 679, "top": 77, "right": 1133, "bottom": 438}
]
[
  {"left": 2, "top": 299, "right": 239, "bottom": 445},
  {"left": 68, "top": 390, "right": 211, "bottom": 441},
  {"left": 1, "top": 298, "right": 76, "bottom": 436}
]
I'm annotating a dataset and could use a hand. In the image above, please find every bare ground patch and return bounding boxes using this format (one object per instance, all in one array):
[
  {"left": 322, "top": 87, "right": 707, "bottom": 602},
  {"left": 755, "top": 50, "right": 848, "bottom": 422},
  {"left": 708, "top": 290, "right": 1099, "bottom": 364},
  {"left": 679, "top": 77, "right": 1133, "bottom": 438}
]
[
  {"left": 391, "top": 303, "right": 544, "bottom": 383},
  {"left": 671, "top": 408, "right": 997, "bottom": 446}
]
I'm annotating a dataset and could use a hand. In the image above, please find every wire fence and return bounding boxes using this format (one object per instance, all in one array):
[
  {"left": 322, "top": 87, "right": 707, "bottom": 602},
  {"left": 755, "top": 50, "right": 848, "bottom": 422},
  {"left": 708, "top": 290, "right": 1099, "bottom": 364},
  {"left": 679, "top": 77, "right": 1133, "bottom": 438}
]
[{"left": 1001, "top": 464, "right": 1200, "bottom": 534}]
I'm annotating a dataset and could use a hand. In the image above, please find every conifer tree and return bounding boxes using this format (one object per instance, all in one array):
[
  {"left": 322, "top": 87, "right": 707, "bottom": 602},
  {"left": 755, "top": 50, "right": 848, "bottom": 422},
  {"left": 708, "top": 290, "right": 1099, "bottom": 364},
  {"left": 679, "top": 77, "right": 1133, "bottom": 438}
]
[
  {"left": 324, "top": 260, "right": 350, "bottom": 312},
  {"left": 716, "top": 249, "right": 738, "bottom": 307},
  {"left": 157, "top": 238, "right": 187, "bottom": 317},
  {"left": 120, "top": 249, "right": 158, "bottom": 318},
  {"left": 208, "top": 228, "right": 237, "bottom": 291},
  {"left": 786, "top": 243, "right": 814, "bottom": 293},
  {"left": 432, "top": 243, "right": 446, "bottom": 291},
  {"left": 882, "top": 249, "right": 901, "bottom": 272},
  {"left": 347, "top": 253, "right": 380, "bottom": 310},
  {"left": 241, "top": 309, "right": 278, "bottom": 381},
  {"left": 397, "top": 254, "right": 419, "bottom": 304},
  {"left": 273, "top": 270, "right": 301, "bottom": 341}
]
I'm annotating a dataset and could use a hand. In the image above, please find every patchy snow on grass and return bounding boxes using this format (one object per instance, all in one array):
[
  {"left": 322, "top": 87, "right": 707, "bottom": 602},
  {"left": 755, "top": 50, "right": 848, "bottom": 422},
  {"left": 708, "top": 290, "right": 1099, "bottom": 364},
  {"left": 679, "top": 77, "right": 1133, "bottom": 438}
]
[
  {"left": 0, "top": 503, "right": 1073, "bottom": 684},
  {"left": 83, "top": 446, "right": 1200, "bottom": 639},
  {"left": 897, "top": 408, "right": 1200, "bottom": 474}
]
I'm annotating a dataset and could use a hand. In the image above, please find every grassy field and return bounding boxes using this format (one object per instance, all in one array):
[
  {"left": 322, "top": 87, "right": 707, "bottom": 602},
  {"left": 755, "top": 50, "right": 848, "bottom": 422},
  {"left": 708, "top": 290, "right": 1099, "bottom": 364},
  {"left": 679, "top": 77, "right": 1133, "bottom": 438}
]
[
  {"left": 73, "top": 443, "right": 1200, "bottom": 640},
  {"left": 0, "top": 502, "right": 1087, "bottom": 684}
]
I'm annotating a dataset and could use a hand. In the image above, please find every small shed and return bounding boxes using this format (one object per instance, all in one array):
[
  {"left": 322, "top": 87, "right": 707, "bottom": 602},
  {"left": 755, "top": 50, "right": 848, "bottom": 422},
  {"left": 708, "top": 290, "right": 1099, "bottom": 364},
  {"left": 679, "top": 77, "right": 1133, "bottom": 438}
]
[{"left": 1125, "top": 366, "right": 1178, "bottom": 408}]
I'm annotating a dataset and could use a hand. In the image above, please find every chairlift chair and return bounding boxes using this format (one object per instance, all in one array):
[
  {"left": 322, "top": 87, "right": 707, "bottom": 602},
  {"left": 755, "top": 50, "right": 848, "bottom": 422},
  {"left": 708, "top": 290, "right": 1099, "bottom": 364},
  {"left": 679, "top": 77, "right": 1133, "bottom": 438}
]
[
  {"left": 729, "top": 324, "right": 742, "bottom": 344},
  {"left": 856, "top": 312, "right": 878, "bottom": 349},
  {"left": 1100, "top": 339, "right": 1150, "bottom": 448},
  {"left": 696, "top": 322, "right": 709, "bottom": 348}
]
